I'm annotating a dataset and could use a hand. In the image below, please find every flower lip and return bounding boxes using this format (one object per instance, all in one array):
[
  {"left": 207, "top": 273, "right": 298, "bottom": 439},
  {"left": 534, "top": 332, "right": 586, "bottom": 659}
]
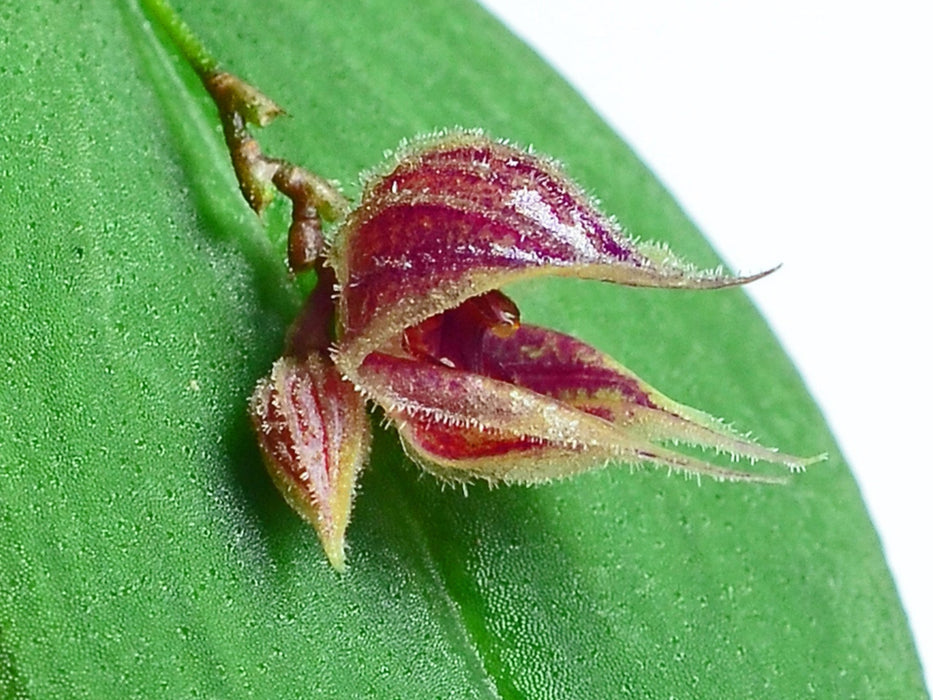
[{"left": 402, "top": 291, "right": 520, "bottom": 372}]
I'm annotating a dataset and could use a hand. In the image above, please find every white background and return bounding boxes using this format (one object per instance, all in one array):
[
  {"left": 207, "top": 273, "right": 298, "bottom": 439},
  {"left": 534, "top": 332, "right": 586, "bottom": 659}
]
[{"left": 480, "top": 0, "right": 932, "bottom": 688}]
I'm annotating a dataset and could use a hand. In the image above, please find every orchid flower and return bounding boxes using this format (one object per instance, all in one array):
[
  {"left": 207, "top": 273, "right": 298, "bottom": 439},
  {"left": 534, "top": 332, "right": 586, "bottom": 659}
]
[
  {"left": 147, "top": 0, "right": 819, "bottom": 571},
  {"left": 246, "top": 130, "right": 819, "bottom": 569}
]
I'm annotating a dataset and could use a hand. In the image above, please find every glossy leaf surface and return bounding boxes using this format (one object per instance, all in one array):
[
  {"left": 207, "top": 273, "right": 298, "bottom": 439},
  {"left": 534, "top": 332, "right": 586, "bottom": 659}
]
[{"left": 0, "top": 1, "right": 925, "bottom": 697}]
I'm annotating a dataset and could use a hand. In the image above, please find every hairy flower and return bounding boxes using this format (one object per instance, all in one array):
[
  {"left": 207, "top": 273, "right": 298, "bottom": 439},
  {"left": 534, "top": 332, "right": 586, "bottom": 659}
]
[{"left": 250, "top": 130, "right": 818, "bottom": 569}]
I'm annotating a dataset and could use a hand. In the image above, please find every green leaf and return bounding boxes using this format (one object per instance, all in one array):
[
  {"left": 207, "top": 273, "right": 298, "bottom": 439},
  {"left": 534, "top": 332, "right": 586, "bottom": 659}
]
[{"left": 0, "top": 1, "right": 925, "bottom": 697}]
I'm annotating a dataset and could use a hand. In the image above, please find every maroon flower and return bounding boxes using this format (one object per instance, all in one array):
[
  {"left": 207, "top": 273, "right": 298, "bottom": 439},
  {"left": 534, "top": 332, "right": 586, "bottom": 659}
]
[{"left": 250, "top": 131, "right": 817, "bottom": 569}]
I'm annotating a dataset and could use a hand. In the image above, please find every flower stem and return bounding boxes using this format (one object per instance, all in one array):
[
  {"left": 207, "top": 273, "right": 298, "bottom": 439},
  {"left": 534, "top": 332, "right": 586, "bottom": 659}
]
[
  {"left": 137, "top": 0, "right": 348, "bottom": 272},
  {"left": 138, "top": 0, "right": 218, "bottom": 79}
]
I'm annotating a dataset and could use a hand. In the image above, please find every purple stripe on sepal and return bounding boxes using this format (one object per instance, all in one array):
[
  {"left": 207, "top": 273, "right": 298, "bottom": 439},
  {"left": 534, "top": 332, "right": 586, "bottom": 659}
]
[{"left": 332, "top": 131, "right": 771, "bottom": 374}]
